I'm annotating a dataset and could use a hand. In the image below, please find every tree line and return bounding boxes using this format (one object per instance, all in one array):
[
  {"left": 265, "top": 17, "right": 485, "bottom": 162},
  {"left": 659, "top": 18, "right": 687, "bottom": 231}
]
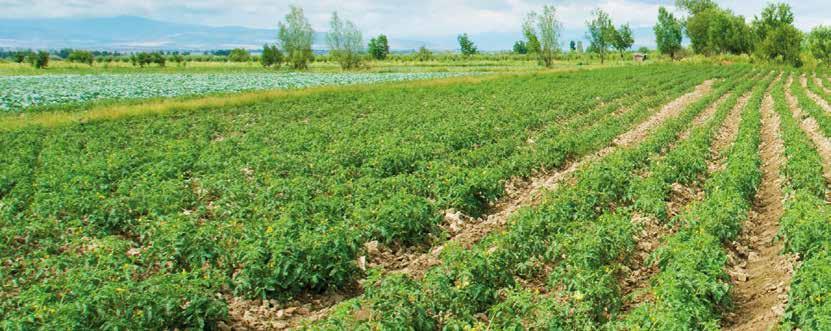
[{"left": 4, "top": 1, "right": 831, "bottom": 70}]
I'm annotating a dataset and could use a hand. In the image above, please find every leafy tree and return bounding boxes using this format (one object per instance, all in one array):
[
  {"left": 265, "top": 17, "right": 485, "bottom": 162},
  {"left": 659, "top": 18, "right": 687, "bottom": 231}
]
[
  {"left": 807, "top": 26, "right": 831, "bottom": 66},
  {"left": 279, "top": 5, "right": 315, "bottom": 69},
  {"left": 457, "top": 33, "right": 478, "bottom": 56},
  {"left": 228, "top": 48, "right": 251, "bottom": 62},
  {"left": 569, "top": 40, "right": 577, "bottom": 52},
  {"left": 523, "top": 5, "right": 562, "bottom": 67},
  {"left": 586, "top": 9, "right": 616, "bottom": 64},
  {"left": 13, "top": 51, "right": 31, "bottom": 63},
  {"left": 613, "top": 24, "right": 635, "bottom": 59},
  {"left": 27, "top": 51, "right": 50, "bottom": 69},
  {"left": 756, "top": 24, "right": 803, "bottom": 66},
  {"left": 416, "top": 46, "right": 432, "bottom": 62},
  {"left": 753, "top": 2, "right": 795, "bottom": 42},
  {"left": 753, "top": 3, "right": 802, "bottom": 66},
  {"left": 512, "top": 40, "right": 528, "bottom": 54},
  {"left": 675, "top": 0, "right": 718, "bottom": 15},
  {"left": 57, "top": 48, "right": 73, "bottom": 59},
  {"left": 67, "top": 50, "right": 95, "bottom": 66},
  {"left": 261, "top": 44, "right": 284, "bottom": 68},
  {"left": 368, "top": 34, "right": 390, "bottom": 60},
  {"left": 655, "top": 7, "right": 683, "bottom": 59},
  {"left": 327, "top": 11, "right": 364, "bottom": 70}
]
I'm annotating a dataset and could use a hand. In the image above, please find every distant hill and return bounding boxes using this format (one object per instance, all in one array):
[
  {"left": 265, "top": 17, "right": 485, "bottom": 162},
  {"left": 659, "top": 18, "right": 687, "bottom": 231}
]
[{"left": 0, "top": 16, "right": 429, "bottom": 52}]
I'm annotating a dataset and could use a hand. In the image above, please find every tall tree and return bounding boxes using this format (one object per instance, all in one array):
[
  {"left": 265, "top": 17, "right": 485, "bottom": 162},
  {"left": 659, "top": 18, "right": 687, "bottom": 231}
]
[
  {"left": 326, "top": 11, "right": 364, "bottom": 70},
  {"left": 457, "top": 33, "right": 478, "bottom": 56},
  {"left": 586, "top": 9, "right": 616, "bottom": 64},
  {"left": 367, "top": 34, "right": 390, "bottom": 60},
  {"left": 278, "top": 5, "right": 315, "bottom": 69},
  {"left": 654, "top": 7, "right": 683, "bottom": 60},
  {"left": 807, "top": 26, "right": 831, "bottom": 66},
  {"left": 752, "top": 2, "right": 802, "bottom": 66},
  {"left": 613, "top": 24, "right": 635, "bottom": 59},
  {"left": 522, "top": 5, "right": 562, "bottom": 67}
]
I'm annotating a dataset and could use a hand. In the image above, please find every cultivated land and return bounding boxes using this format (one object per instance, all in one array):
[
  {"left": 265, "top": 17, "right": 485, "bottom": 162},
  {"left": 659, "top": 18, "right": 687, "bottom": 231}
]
[{"left": 3, "top": 64, "right": 831, "bottom": 330}]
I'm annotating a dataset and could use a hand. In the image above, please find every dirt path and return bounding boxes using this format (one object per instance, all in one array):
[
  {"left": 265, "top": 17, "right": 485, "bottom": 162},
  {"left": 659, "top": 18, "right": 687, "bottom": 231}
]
[
  {"left": 620, "top": 91, "right": 749, "bottom": 312},
  {"left": 801, "top": 75, "right": 831, "bottom": 113},
  {"left": 786, "top": 76, "right": 831, "bottom": 199},
  {"left": 724, "top": 88, "right": 794, "bottom": 331},
  {"left": 815, "top": 74, "right": 831, "bottom": 95},
  {"left": 223, "top": 80, "right": 716, "bottom": 330}
]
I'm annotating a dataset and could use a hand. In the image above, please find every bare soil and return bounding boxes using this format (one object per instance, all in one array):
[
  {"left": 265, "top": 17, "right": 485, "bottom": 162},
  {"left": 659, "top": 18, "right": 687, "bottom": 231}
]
[
  {"left": 724, "top": 88, "right": 794, "bottom": 331},
  {"left": 223, "top": 80, "right": 716, "bottom": 330},
  {"left": 801, "top": 75, "right": 831, "bottom": 113}
]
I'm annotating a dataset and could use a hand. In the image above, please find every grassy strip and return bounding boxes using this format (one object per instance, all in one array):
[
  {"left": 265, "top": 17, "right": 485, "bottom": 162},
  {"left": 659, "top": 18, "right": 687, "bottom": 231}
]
[
  {"left": 615, "top": 72, "right": 772, "bottom": 329},
  {"left": 778, "top": 74, "right": 831, "bottom": 330},
  {"left": 313, "top": 67, "right": 748, "bottom": 329}
]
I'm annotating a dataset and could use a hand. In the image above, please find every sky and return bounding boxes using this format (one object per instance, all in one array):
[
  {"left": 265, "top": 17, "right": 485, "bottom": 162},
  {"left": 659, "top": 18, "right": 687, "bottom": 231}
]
[{"left": 1, "top": 0, "right": 830, "bottom": 49}]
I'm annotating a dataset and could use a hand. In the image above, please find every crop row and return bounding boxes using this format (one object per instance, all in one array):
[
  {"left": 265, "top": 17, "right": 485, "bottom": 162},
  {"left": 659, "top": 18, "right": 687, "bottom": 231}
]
[
  {"left": 616, "top": 72, "right": 772, "bottom": 329},
  {"left": 778, "top": 74, "right": 831, "bottom": 330},
  {"left": 0, "top": 72, "right": 471, "bottom": 112},
  {"left": 0, "top": 65, "right": 722, "bottom": 329},
  {"left": 314, "top": 67, "right": 754, "bottom": 329}
]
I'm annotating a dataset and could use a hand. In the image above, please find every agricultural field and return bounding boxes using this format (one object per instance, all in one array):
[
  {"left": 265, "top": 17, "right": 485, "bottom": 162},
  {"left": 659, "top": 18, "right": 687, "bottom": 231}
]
[
  {"left": 3, "top": 63, "right": 831, "bottom": 331},
  {"left": 0, "top": 72, "right": 470, "bottom": 112}
]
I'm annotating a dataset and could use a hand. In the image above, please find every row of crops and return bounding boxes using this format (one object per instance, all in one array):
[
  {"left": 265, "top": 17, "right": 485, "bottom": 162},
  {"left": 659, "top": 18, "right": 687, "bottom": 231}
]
[
  {"left": 0, "top": 72, "right": 469, "bottom": 112},
  {"left": 3, "top": 65, "right": 831, "bottom": 329}
]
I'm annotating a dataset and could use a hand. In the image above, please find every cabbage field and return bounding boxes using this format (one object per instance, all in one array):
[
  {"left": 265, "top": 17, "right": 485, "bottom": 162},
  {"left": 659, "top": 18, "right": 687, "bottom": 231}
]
[
  {"left": 3, "top": 65, "right": 831, "bottom": 330},
  {"left": 0, "top": 72, "right": 467, "bottom": 112}
]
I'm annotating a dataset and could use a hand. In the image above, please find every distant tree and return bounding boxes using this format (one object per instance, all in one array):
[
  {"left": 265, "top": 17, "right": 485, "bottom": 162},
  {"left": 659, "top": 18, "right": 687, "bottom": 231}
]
[
  {"left": 228, "top": 48, "right": 251, "bottom": 62},
  {"left": 586, "top": 9, "right": 616, "bottom": 64},
  {"left": 327, "top": 11, "right": 364, "bottom": 70},
  {"left": 753, "top": 3, "right": 802, "bottom": 66},
  {"left": 261, "top": 44, "right": 284, "bottom": 68},
  {"left": 367, "top": 34, "right": 390, "bottom": 60},
  {"left": 512, "top": 40, "right": 528, "bottom": 54},
  {"left": 638, "top": 46, "right": 651, "bottom": 54},
  {"left": 416, "top": 46, "right": 433, "bottom": 61},
  {"left": 457, "top": 33, "right": 478, "bottom": 56},
  {"left": 57, "top": 48, "right": 73, "bottom": 59},
  {"left": 807, "top": 26, "right": 831, "bottom": 66},
  {"left": 655, "top": 6, "right": 683, "bottom": 59},
  {"left": 523, "top": 5, "right": 562, "bottom": 67},
  {"left": 13, "top": 50, "right": 33, "bottom": 63},
  {"left": 27, "top": 51, "right": 49, "bottom": 69},
  {"left": 130, "top": 52, "right": 166, "bottom": 68},
  {"left": 613, "top": 24, "right": 635, "bottom": 59},
  {"left": 67, "top": 50, "right": 95, "bottom": 65},
  {"left": 279, "top": 5, "right": 315, "bottom": 69},
  {"left": 569, "top": 40, "right": 577, "bottom": 52}
]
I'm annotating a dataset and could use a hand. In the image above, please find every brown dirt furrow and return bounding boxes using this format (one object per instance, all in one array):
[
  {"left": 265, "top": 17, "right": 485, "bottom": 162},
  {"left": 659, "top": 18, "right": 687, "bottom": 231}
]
[
  {"left": 620, "top": 90, "right": 749, "bottom": 312},
  {"left": 709, "top": 93, "right": 752, "bottom": 173},
  {"left": 801, "top": 75, "right": 831, "bottom": 113},
  {"left": 815, "top": 74, "right": 831, "bottom": 95},
  {"left": 786, "top": 76, "right": 831, "bottom": 198},
  {"left": 224, "top": 80, "right": 716, "bottom": 330},
  {"left": 725, "top": 88, "right": 793, "bottom": 331}
]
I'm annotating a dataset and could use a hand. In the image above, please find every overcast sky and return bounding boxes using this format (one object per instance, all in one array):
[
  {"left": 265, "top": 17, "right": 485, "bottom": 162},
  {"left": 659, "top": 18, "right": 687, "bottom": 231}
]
[{"left": 1, "top": 0, "right": 829, "bottom": 40}]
